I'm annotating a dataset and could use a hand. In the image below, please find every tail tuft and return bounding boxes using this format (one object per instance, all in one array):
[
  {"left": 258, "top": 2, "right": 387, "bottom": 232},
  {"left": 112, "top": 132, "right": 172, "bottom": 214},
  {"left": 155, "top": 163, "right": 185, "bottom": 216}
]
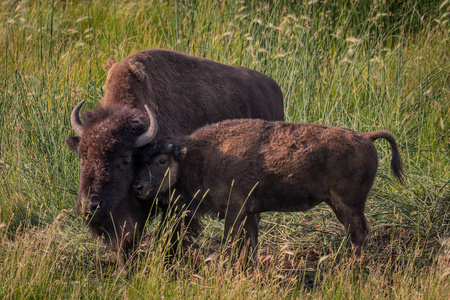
[{"left": 366, "top": 130, "right": 406, "bottom": 185}]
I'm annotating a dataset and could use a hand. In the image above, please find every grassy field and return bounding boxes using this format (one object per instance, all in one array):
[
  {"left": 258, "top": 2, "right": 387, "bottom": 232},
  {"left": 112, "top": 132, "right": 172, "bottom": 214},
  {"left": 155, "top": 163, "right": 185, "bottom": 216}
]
[{"left": 1, "top": 0, "right": 449, "bottom": 298}]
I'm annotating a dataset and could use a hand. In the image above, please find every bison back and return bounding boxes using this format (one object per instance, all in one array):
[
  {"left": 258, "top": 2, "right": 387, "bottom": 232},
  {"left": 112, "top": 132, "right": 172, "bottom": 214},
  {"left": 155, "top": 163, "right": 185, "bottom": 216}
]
[{"left": 101, "top": 49, "right": 284, "bottom": 136}]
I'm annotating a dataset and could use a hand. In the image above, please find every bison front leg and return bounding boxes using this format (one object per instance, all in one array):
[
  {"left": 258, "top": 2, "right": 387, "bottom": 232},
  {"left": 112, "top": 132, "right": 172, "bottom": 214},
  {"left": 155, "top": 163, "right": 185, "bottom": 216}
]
[
  {"left": 114, "top": 223, "right": 143, "bottom": 273},
  {"left": 105, "top": 212, "right": 146, "bottom": 274}
]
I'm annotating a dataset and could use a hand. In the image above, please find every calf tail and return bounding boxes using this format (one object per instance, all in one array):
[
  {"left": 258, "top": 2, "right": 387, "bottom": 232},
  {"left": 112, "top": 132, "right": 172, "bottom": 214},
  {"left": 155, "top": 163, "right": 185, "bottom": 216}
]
[{"left": 365, "top": 130, "right": 406, "bottom": 185}]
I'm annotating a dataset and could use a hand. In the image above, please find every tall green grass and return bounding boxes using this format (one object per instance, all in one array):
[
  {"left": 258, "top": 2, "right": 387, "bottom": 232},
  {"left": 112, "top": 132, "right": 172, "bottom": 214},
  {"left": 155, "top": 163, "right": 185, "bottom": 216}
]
[{"left": 1, "top": 0, "right": 449, "bottom": 298}]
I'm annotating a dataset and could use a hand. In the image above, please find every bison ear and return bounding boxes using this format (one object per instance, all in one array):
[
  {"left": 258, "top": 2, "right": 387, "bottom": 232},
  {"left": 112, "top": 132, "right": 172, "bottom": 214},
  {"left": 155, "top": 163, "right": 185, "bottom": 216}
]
[
  {"left": 174, "top": 146, "right": 187, "bottom": 160},
  {"left": 128, "top": 59, "right": 147, "bottom": 81},
  {"left": 66, "top": 136, "right": 80, "bottom": 153},
  {"left": 102, "top": 56, "right": 116, "bottom": 70}
]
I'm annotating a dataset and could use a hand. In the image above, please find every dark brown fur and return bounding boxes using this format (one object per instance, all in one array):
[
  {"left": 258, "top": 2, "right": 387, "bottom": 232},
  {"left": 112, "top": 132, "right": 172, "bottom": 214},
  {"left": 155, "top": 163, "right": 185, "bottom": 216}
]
[
  {"left": 101, "top": 49, "right": 284, "bottom": 136},
  {"left": 66, "top": 106, "right": 156, "bottom": 268},
  {"left": 66, "top": 49, "right": 284, "bottom": 269},
  {"left": 134, "top": 119, "right": 405, "bottom": 260}
]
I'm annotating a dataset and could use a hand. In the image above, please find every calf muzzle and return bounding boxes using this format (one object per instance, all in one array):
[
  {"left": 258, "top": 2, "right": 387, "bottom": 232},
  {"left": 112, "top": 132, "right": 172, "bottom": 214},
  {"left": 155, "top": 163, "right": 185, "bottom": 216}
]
[{"left": 133, "top": 182, "right": 147, "bottom": 200}]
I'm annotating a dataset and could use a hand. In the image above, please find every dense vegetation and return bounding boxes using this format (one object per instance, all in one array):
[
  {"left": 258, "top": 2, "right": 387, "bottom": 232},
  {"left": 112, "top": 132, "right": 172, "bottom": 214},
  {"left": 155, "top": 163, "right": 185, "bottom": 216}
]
[{"left": 0, "top": 0, "right": 449, "bottom": 298}]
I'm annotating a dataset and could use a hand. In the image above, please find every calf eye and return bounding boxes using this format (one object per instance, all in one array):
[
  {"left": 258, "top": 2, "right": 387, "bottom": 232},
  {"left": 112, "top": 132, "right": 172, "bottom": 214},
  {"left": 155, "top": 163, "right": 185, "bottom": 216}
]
[
  {"left": 159, "top": 159, "right": 167, "bottom": 164},
  {"left": 121, "top": 157, "right": 131, "bottom": 166}
]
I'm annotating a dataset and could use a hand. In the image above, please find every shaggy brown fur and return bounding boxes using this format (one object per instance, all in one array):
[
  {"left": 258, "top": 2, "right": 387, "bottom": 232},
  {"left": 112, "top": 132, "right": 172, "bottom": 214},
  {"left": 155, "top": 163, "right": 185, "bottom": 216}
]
[
  {"left": 101, "top": 49, "right": 284, "bottom": 136},
  {"left": 66, "top": 49, "right": 284, "bottom": 269},
  {"left": 134, "top": 119, "right": 405, "bottom": 260}
]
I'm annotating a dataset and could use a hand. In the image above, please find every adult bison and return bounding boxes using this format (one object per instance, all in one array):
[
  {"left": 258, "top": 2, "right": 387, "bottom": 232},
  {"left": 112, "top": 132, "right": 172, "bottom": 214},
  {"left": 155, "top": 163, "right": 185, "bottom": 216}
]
[
  {"left": 133, "top": 116, "right": 405, "bottom": 261},
  {"left": 66, "top": 49, "right": 284, "bottom": 269}
]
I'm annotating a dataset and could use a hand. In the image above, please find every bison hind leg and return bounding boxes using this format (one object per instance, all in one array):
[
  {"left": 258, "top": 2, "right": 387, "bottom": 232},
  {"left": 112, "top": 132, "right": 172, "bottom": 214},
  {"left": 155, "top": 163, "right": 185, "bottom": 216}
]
[{"left": 326, "top": 192, "right": 370, "bottom": 254}]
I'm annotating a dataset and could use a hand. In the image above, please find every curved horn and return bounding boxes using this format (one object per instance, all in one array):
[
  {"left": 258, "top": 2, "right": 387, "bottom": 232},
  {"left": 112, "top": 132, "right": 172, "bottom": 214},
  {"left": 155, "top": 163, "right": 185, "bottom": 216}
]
[
  {"left": 135, "top": 105, "right": 158, "bottom": 148},
  {"left": 70, "top": 100, "right": 86, "bottom": 137}
]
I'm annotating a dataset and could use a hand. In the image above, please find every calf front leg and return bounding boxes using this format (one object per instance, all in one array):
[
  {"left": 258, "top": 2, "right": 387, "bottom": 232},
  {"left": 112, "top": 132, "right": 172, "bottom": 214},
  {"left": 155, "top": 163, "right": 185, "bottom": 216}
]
[{"left": 241, "top": 213, "right": 259, "bottom": 263}]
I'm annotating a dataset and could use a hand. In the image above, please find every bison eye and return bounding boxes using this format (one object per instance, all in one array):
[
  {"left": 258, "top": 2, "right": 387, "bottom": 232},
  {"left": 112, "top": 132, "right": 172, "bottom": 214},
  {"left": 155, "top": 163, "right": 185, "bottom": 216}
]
[
  {"left": 159, "top": 159, "right": 167, "bottom": 164},
  {"left": 119, "top": 151, "right": 133, "bottom": 168}
]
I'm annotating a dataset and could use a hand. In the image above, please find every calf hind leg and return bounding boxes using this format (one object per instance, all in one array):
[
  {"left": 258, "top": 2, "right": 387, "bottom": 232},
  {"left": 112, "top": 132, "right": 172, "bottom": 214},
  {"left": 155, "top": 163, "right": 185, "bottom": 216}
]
[
  {"left": 345, "top": 213, "right": 370, "bottom": 254},
  {"left": 326, "top": 195, "right": 370, "bottom": 254}
]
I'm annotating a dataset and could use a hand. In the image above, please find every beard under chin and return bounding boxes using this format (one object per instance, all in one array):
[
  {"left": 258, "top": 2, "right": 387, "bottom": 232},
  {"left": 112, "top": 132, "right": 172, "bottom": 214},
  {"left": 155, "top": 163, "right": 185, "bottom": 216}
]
[{"left": 83, "top": 211, "right": 108, "bottom": 226}]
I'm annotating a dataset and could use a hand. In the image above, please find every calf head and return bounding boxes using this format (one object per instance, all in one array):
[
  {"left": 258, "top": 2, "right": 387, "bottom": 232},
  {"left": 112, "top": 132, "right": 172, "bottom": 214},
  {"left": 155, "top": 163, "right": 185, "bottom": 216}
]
[
  {"left": 133, "top": 143, "right": 187, "bottom": 201},
  {"left": 66, "top": 101, "right": 158, "bottom": 224}
]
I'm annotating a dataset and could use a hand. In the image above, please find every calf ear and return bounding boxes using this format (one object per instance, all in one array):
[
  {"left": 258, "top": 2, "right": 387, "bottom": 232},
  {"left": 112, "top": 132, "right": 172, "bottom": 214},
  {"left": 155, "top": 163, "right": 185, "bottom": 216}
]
[
  {"left": 174, "top": 146, "right": 187, "bottom": 160},
  {"left": 66, "top": 136, "right": 80, "bottom": 153}
]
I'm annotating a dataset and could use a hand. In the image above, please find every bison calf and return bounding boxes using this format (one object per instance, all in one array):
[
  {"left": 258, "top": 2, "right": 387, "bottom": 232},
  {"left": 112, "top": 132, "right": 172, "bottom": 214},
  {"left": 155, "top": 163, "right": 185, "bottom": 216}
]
[{"left": 134, "top": 118, "right": 405, "bottom": 259}]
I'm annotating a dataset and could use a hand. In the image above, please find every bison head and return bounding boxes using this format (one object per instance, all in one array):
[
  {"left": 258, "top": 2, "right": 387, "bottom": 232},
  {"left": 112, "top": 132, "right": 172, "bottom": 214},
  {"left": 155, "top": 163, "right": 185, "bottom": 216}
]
[
  {"left": 66, "top": 101, "right": 158, "bottom": 224},
  {"left": 133, "top": 143, "right": 187, "bottom": 201}
]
